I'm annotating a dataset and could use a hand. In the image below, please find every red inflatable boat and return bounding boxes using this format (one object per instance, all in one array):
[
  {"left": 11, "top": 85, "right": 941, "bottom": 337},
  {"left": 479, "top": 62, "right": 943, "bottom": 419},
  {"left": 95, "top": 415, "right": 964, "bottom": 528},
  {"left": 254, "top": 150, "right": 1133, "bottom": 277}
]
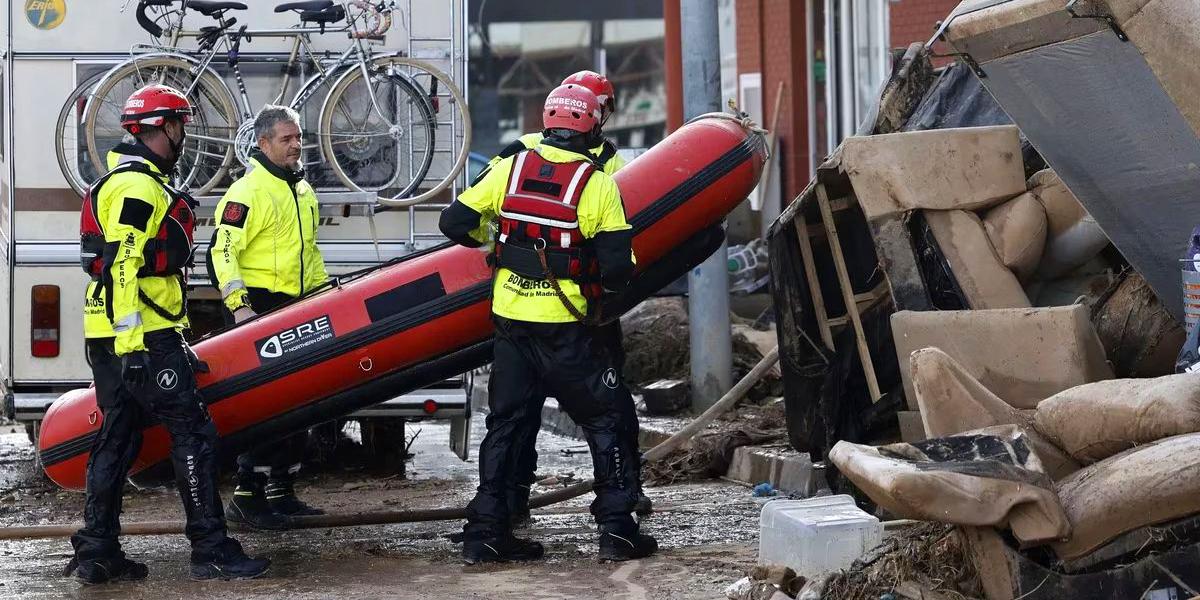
[{"left": 38, "top": 115, "right": 766, "bottom": 490}]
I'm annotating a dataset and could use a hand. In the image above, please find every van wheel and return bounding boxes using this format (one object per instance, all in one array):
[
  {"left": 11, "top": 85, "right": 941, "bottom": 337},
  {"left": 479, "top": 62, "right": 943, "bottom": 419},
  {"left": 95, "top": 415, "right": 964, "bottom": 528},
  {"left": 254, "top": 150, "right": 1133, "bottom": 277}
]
[
  {"left": 128, "top": 461, "right": 175, "bottom": 490},
  {"left": 23, "top": 421, "right": 39, "bottom": 446},
  {"left": 359, "top": 417, "right": 408, "bottom": 478}
]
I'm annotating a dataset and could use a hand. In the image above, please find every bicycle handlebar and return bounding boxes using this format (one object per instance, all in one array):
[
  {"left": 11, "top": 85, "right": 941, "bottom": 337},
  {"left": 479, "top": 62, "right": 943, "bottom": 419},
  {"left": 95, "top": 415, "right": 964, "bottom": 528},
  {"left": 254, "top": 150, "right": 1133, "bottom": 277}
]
[
  {"left": 348, "top": 1, "right": 392, "bottom": 39},
  {"left": 136, "top": 0, "right": 166, "bottom": 38}
]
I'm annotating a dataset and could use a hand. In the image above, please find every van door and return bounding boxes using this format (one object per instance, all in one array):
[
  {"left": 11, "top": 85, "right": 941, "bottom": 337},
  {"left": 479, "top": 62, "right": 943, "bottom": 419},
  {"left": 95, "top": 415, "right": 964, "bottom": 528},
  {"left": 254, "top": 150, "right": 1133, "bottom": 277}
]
[{"left": 0, "top": 50, "right": 13, "bottom": 412}]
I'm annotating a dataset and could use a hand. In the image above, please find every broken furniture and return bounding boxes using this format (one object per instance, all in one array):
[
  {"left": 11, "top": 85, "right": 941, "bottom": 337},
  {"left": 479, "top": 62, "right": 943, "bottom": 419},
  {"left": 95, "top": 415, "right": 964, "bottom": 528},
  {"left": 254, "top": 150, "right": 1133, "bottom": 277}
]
[
  {"left": 907, "top": 347, "right": 1079, "bottom": 480},
  {"left": 829, "top": 425, "right": 1070, "bottom": 546},
  {"left": 892, "top": 305, "right": 1114, "bottom": 441},
  {"left": 942, "top": 0, "right": 1200, "bottom": 322}
]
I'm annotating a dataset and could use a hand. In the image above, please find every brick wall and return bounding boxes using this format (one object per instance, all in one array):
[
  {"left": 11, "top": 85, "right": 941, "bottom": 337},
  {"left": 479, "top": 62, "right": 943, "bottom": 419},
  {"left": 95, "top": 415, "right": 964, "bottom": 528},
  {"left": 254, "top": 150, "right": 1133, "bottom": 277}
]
[
  {"left": 736, "top": 0, "right": 809, "bottom": 200},
  {"left": 890, "top": 0, "right": 960, "bottom": 50},
  {"left": 735, "top": 0, "right": 762, "bottom": 75}
]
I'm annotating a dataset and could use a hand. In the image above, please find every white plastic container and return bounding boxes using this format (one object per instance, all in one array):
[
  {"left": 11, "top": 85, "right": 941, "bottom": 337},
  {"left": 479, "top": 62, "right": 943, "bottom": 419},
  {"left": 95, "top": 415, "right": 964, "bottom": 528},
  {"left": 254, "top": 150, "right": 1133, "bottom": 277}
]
[{"left": 758, "top": 495, "right": 882, "bottom": 577}]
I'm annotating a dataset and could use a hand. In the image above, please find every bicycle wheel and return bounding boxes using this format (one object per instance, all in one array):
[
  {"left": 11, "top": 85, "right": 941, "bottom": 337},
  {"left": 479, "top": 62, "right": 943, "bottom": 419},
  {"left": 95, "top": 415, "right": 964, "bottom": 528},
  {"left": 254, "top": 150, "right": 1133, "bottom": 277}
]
[
  {"left": 55, "top": 70, "right": 109, "bottom": 197},
  {"left": 320, "top": 56, "right": 470, "bottom": 205},
  {"left": 85, "top": 55, "right": 239, "bottom": 194}
]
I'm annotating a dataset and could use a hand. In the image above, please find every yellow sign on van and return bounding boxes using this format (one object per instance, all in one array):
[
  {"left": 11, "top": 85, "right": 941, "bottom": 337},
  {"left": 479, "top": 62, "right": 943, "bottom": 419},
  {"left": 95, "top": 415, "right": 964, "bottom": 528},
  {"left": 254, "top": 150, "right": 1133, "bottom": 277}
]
[{"left": 25, "top": 0, "right": 66, "bottom": 31}]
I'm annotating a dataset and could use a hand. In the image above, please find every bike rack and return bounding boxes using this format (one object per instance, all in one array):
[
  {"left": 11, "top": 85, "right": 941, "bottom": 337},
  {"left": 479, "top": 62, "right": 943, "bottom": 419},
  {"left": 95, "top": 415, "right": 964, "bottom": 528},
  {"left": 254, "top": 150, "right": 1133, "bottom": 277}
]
[
  {"left": 396, "top": 0, "right": 469, "bottom": 250},
  {"left": 67, "top": 1, "right": 470, "bottom": 259}
]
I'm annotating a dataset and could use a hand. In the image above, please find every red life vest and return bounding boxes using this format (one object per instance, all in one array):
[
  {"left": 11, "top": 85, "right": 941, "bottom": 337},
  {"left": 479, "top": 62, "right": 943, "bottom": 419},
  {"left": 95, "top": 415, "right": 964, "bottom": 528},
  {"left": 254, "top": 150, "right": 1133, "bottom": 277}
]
[
  {"left": 494, "top": 149, "right": 601, "bottom": 286},
  {"left": 79, "top": 160, "right": 197, "bottom": 280}
]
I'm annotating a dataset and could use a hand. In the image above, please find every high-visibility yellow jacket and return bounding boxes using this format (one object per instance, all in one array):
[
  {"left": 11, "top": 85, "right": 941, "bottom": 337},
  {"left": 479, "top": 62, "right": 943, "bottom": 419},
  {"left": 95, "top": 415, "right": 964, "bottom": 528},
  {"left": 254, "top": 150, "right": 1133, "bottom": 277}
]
[
  {"left": 483, "top": 132, "right": 626, "bottom": 178},
  {"left": 209, "top": 153, "right": 328, "bottom": 312},
  {"left": 456, "top": 143, "right": 631, "bottom": 323},
  {"left": 84, "top": 146, "right": 189, "bottom": 354}
]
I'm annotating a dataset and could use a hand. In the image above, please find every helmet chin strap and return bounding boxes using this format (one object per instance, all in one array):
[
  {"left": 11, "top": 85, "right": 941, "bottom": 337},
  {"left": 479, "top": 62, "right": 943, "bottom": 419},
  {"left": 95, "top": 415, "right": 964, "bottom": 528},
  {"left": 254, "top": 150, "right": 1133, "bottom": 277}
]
[
  {"left": 583, "top": 126, "right": 604, "bottom": 148},
  {"left": 165, "top": 126, "right": 186, "bottom": 172}
]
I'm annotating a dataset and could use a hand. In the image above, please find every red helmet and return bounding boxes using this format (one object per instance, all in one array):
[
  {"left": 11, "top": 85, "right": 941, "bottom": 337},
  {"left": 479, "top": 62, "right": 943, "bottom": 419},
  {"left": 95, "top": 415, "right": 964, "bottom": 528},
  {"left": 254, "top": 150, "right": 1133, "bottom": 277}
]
[
  {"left": 120, "top": 84, "right": 193, "bottom": 134},
  {"left": 542, "top": 84, "right": 601, "bottom": 134},
  {"left": 561, "top": 70, "right": 615, "bottom": 122}
]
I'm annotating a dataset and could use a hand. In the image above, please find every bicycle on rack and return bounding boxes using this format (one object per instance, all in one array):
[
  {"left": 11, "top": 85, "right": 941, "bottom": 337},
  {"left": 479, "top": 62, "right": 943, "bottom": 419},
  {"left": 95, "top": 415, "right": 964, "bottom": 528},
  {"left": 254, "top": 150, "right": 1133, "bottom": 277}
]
[{"left": 56, "top": 0, "right": 470, "bottom": 206}]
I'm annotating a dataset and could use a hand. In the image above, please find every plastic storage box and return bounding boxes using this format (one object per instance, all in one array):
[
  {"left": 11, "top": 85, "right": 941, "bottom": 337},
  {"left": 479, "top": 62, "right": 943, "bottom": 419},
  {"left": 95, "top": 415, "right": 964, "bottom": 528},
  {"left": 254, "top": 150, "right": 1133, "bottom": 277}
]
[{"left": 758, "top": 495, "right": 882, "bottom": 576}]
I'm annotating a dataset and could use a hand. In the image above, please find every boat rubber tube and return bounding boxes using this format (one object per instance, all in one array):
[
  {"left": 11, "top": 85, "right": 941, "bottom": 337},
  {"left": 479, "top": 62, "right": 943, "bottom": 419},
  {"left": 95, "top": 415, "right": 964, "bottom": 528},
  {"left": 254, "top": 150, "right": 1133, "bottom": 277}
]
[{"left": 38, "top": 115, "right": 767, "bottom": 491}]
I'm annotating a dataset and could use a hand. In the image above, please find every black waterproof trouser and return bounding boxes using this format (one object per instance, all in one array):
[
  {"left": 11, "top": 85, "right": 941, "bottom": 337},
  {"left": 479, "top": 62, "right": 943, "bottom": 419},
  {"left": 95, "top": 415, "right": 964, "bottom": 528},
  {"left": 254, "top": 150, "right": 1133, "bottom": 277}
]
[
  {"left": 465, "top": 316, "right": 640, "bottom": 538},
  {"left": 507, "top": 319, "right": 643, "bottom": 518},
  {"left": 72, "top": 330, "right": 228, "bottom": 562},
  {"left": 230, "top": 288, "right": 309, "bottom": 484}
]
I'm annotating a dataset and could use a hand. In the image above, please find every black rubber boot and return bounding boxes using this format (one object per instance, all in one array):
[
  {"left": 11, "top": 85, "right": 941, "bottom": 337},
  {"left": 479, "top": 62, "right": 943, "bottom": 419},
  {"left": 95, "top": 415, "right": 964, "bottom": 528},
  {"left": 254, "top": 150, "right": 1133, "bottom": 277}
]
[
  {"left": 462, "top": 535, "right": 546, "bottom": 565},
  {"left": 510, "top": 511, "right": 534, "bottom": 529},
  {"left": 226, "top": 475, "right": 290, "bottom": 531},
  {"left": 598, "top": 528, "right": 658, "bottom": 562},
  {"left": 508, "top": 483, "right": 533, "bottom": 529},
  {"left": 190, "top": 539, "right": 271, "bottom": 581},
  {"left": 634, "top": 493, "right": 653, "bottom": 516},
  {"left": 68, "top": 556, "right": 150, "bottom": 585},
  {"left": 265, "top": 481, "right": 325, "bottom": 517}
]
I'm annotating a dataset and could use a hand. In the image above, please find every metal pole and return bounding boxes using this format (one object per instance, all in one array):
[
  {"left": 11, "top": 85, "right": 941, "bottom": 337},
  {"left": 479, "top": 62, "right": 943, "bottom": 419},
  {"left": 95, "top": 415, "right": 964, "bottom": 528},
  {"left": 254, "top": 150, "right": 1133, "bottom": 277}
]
[
  {"left": 681, "top": 0, "right": 732, "bottom": 411},
  {"left": 663, "top": 0, "right": 684, "bottom": 132},
  {"left": 591, "top": 19, "right": 607, "bottom": 75},
  {"left": 838, "top": 0, "right": 854, "bottom": 140}
]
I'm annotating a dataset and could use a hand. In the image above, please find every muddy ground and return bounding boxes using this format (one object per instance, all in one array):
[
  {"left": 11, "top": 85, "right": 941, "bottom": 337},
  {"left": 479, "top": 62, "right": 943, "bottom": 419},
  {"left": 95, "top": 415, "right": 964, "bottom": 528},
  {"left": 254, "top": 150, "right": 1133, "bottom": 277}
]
[{"left": 0, "top": 415, "right": 765, "bottom": 599}]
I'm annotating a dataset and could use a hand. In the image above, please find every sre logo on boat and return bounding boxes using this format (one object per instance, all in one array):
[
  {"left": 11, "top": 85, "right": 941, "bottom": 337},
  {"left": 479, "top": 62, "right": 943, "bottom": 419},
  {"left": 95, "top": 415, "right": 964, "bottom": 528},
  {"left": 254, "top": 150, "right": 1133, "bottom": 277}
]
[{"left": 254, "top": 315, "right": 335, "bottom": 363}]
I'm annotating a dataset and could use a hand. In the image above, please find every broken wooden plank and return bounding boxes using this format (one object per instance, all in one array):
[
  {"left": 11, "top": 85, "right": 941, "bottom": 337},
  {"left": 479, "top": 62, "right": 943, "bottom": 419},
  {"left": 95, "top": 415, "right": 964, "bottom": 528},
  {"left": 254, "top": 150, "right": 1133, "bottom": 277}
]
[
  {"left": 793, "top": 214, "right": 835, "bottom": 350},
  {"left": 816, "top": 183, "right": 882, "bottom": 402},
  {"left": 895, "top": 580, "right": 954, "bottom": 600}
]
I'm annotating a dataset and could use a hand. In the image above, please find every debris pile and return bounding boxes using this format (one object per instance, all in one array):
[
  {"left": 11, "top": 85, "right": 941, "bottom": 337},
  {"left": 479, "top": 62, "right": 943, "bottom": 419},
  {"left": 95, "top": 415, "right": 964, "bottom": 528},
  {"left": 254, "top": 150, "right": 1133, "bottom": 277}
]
[
  {"left": 645, "top": 401, "right": 787, "bottom": 486},
  {"left": 819, "top": 523, "right": 981, "bottom": 600},
  {"left": 725, "top": 565, "right": 806, "bottom": 600},
  {"left": 762, "top": 0, "right": 1200, "bottom": 596},
  {"left": 620, "top": 297, "right": 781, "bottom": 401}
]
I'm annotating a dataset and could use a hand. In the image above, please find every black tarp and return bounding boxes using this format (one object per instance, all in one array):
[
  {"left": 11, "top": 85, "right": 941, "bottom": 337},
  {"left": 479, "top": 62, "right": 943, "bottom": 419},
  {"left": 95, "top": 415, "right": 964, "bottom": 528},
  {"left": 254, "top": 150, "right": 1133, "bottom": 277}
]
[{"left": 903, "top": 61, "right": 1046, "bottom": 175}]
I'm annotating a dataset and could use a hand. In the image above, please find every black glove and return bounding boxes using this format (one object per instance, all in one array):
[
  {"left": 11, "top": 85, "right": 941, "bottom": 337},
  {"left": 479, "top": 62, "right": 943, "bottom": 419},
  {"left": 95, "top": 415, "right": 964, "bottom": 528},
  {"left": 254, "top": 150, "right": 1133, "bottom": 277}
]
[
  {"left": 185, "top": 344, "right": 210, "bottom": 374},
  {"left": 121, "top": 351, "right": 152, "bottom": 390}
]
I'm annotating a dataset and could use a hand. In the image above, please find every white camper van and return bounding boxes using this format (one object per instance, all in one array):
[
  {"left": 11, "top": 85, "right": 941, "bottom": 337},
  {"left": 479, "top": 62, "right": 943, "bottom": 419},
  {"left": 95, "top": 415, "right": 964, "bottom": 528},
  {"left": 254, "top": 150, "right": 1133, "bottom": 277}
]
[{"left": 0, "top": 0, "right": 473, "bottom": 465}]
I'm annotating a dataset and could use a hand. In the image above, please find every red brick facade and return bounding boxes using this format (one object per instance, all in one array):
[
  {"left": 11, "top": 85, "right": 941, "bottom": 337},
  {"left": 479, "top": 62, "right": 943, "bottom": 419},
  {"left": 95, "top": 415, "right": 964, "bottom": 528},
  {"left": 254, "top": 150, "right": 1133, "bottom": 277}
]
[
  {"left": 735, "top": 0, "right": 809, "bottom": 201},
  {"left": 724, "top": 0, "right": 955, "bottom": 197},
  {"left": 890, "top": 0, "right": 960, "bottom": 50}
]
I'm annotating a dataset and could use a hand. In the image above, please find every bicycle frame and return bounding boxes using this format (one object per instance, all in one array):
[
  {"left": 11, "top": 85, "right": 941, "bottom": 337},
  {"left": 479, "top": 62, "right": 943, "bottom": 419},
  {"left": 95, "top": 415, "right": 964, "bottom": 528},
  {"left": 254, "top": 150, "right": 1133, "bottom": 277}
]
[{"left": 123, "top": 3, "right": 397, "bottom": 131}]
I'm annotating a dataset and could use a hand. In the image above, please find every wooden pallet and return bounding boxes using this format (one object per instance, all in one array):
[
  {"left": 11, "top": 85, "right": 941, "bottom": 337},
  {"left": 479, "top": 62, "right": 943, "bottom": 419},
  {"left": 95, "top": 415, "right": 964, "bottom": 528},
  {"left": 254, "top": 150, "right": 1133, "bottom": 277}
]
[{"left": 792, "top": 182, "right": 883, "bottom": 402}]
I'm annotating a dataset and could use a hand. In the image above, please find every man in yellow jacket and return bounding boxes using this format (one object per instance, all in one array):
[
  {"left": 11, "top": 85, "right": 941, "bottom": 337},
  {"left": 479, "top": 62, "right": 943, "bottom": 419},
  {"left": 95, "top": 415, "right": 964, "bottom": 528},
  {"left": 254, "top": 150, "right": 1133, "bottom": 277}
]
[
  {"left": 73, "top": 84, "right": 269, "bottom": 583},
  {"left": 440, "top": 83, "right": 656, "bottom": 564},
  {"left": 208, "top": 105, "right": 328, "bottom": 529},
  {"left": 479, "top": 71, "right": 651, "bottom": 526}
]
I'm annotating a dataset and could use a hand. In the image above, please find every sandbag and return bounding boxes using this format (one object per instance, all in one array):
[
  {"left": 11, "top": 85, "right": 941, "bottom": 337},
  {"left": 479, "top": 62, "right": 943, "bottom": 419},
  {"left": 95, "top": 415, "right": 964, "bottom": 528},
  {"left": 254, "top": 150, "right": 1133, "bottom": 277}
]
[
  {"left": 944, "top": 0, "right": 1200, "bottom": 320},
  {"left": 1054, "top": 432, "right": 1200, "bottom": 560},
  {"left": 983, "top": 191, "right": 1047, "bottom": 283},
  {"left": 910, "top": 347, "right": 1080, "bottom": 480},
  {"left": 925, "top": 209, "right": 1031, "bottom": 309},
  {"left": 1091, "top": 271, "right": 1185, "bottom": 378},
  {"left": 1033, "top": 373, "right": 1200, "bottom": 464},
  {"left": 1027, "top": 169, "right": 1108, "bottom": 280},
  {"left": 829, "top": 425, "right": 1071, "bottom": 546}
]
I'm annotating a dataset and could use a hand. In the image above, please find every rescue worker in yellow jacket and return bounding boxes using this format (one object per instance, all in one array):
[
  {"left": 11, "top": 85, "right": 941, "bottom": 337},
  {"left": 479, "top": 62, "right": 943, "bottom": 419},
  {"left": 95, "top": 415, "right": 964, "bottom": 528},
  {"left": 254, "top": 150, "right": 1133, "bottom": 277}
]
[
  {"left": 440, "top": 83, "right": 657, "bottom": 564},
  {"left": 73, "top": 84, "right": 270, "bottom": 583},
  {"left": 480, "top": 71, "right": 651, "bottom": 526},
  {"left": 208, "top": 105, "right": 328, "bottom": 530},
  {"left": 475, "top": 70, "right": 625, "bottom": 183}
]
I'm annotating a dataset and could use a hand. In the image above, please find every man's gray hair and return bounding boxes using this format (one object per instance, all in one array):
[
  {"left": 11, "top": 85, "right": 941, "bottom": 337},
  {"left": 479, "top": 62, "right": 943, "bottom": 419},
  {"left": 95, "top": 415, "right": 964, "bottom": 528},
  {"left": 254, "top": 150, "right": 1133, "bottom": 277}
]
[{"left": 254, "top": 105, "right": 301, "bottom": 141}]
